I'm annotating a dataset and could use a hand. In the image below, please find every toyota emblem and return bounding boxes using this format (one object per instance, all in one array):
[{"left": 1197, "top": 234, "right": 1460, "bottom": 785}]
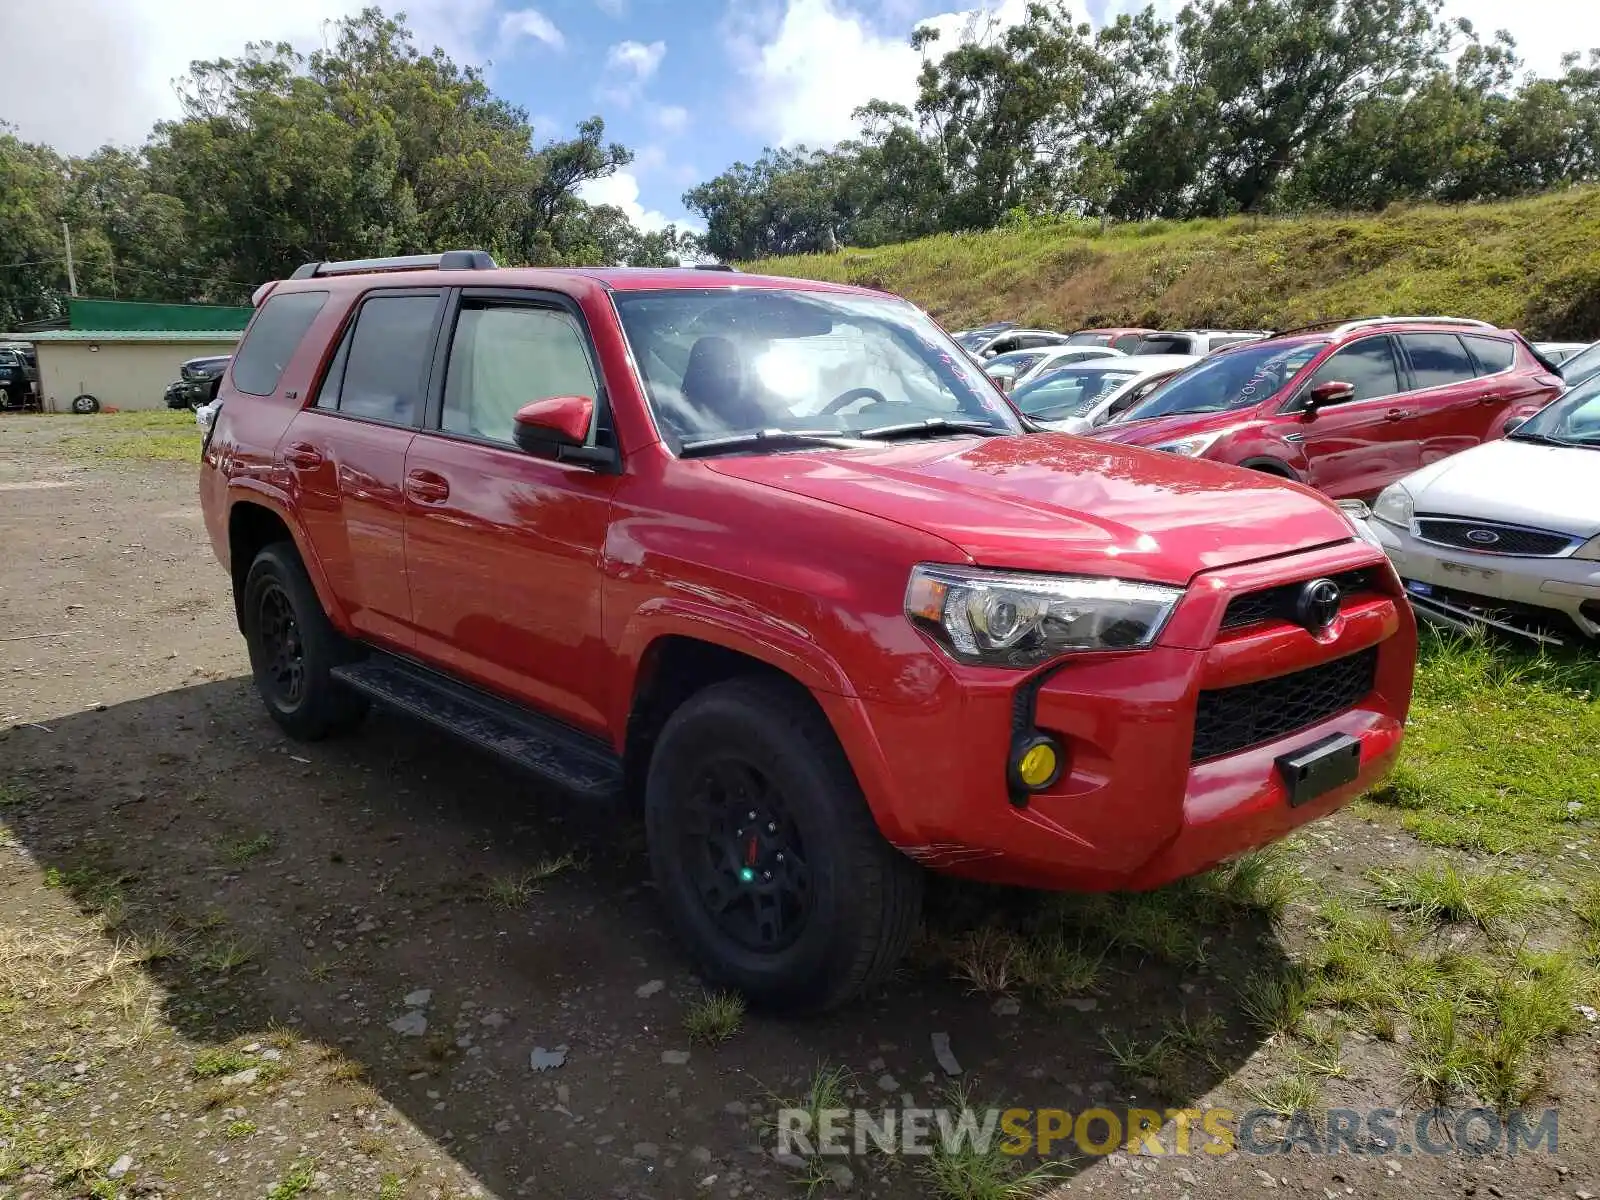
[
  {"left": 1465, "top": 528, "right": 1500, "bottom": 545},
  {"left": 1296, "top": 578, "right": 1343, "bottom": 633}
]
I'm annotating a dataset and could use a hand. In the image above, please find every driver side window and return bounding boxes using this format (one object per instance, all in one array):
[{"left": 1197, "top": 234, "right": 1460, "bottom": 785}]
[
  {"left": 441, "top": 305, "right": 599, "bottom": 446},
  {"left": 1308, "top": 337, "right": 1401, "bottom": 404}
]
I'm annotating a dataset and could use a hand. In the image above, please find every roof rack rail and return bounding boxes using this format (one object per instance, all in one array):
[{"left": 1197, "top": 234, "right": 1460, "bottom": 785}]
[
  {"left": 1272, "top": 314, "right": 1497, "bottom": 339},
  {"left": 694, "top": 263, "right": 738, "bottom": 272},
  {"left": 289, "top": 250, "right": 498, "bottom": 280}
]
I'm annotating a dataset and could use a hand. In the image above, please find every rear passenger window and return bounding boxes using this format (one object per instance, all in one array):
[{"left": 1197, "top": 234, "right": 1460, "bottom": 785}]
[
  {"left": 1310, "top": 336, "right": 1401, "bottom": 402},
  {"left": 1403, "top": 333, "right": 1476, "bottom": 389},
  {"left": 326, "top": 295, "right": 439, "bottom": 425},
  {"left": 233, "top": 291, "right": 327, "bottom": 396},
  {"left": 1464, "top": 335, "right": 1514, "bottom": 375},
  {"left": 1112, "top": 334, "right": 1143, "bottom": 352},
  {"left": 441, "top": 305, "right": 599, "bottom": 446}
]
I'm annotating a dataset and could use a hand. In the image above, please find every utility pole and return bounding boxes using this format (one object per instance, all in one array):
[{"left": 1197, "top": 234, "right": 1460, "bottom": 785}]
[{"left": 61, "top": 221, "right": 78, "bottom": 296}]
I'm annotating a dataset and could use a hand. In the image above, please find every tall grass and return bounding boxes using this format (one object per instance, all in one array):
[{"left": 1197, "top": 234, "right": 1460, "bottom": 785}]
[{"left": 748, "top": 186, "right": 1600, "bottom": 339}]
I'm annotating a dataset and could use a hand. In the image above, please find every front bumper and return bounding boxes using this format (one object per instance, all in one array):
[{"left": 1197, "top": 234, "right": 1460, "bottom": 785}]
[
  {"left": 167, "top": 378, "right": 217, "bottom": 408},
  {"left": 1366, "top": 518, "right": 1600, "bottom": 643},
  {"left": 821, "top": 540, "right": 1416, "bottom": 892}
]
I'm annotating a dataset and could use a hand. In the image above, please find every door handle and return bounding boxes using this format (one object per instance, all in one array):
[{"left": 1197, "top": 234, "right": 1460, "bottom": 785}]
[
  {"left": 405, "top": 469, "right": 451, "bottom": 503},
  {"left": 1384, "top": 409, "right": 1411, "bottom": 422},
  {"left": 283, "top": 442, "right": 323, "bottom": 469}
]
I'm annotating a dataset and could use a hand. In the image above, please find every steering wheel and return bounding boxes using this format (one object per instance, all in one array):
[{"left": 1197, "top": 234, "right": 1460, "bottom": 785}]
[{"left": 820, "top": 386, "right": 891, "bottom": 415}]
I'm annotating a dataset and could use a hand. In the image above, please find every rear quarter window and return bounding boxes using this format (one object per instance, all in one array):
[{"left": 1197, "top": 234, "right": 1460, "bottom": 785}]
[
  {"left": 233, "top": 290, "right": 329, "bottom": 396},
  {"left": 1463, "top": 335, "right": 1514, "bottom": 375}
]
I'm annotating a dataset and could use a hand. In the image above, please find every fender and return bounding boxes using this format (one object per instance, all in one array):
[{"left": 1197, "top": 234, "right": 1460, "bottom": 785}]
[
  {"left": 608, "top": 595, "right": 858, "bottom": 733},
  {"left": 225, "top": 479, "right": 354, "bottom": 636}
]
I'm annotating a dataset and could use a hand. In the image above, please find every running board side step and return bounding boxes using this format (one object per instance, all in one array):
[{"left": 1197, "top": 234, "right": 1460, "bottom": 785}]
[{"left": 331, "top": 655, "right": 623, "bottom": 800}]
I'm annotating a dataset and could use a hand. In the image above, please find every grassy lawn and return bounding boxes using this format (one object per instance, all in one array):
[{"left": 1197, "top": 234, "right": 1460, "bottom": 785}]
[
  {"left": 56, "top": 409, "right": 202, "bottom": 464},
  {"left": 749, "top": 184, "right": 1600, "bottom": 338},
  {"left": 1366, "top": 631, "right": 1600, "bottom": 853}
]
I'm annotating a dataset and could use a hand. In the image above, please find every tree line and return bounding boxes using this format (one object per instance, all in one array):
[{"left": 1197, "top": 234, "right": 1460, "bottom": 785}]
[
  {"left": 0, "top": 8, "right": 694, "bottom": 329},
  {"left": 684, "top": 0, "right": 1600, "bottom": 262}
]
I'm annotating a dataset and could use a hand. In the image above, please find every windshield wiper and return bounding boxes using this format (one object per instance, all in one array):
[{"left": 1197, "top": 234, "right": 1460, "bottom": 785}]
[
  {"left": 679, "top": 429, "right": 870, "bottom": 459},
  {"left": 853, "top": 418, "right": 1007, "bottom": 441},
  {"left": 1507, "top": 430, "right": 1592, "bottom": 449}
]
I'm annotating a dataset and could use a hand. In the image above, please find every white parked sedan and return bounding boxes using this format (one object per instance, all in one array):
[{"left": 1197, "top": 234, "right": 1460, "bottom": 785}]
[
  {"left": 1011, "top": 355, "right": 1200, "bottom": 434},
  {"left": 1361, "top": 375, "right": 1600, "bottom": 644},
  {"left": 983, "top": 345, "right": 1126, "bottom": 392}
]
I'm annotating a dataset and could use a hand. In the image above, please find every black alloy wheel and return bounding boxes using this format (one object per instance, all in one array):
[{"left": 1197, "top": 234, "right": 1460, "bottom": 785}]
[{"left": 681, "top": 756, "right": 812, "bottom": 953}]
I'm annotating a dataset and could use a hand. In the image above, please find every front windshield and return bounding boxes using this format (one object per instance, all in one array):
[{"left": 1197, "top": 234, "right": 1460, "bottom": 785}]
[
  {"left": 1558, "top": 341, "right": 1600, "bottom": 386},
  {"left": 954, "top": 331, "right": 990, "bottom": 350},
  {"left": 985, "top": 350, "right": 1049, "bottom": 377},
  {"left": 612, "top": 289, "right": 1022, "bottom": 446},
  {"left": 1012, "top": 367, "right": 1140, "bottom": 419},
  {"left": 1511, "top": 375, "right": 1600, "bottom": 446},
  {"left": 1122, "top": 340, "right": 1327, "bottom": 421}
]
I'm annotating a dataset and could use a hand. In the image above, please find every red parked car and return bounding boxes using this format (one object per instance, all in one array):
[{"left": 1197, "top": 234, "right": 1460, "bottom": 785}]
[
  {"left": 199, "top": 253, "right": 1415, "bottom": 1011},
  {"left": 1065, "top": 326, "right": 1154, "bottom": 352},
  {"left": 1092, "top": 317, "right": 1564, "bottom": 500}
]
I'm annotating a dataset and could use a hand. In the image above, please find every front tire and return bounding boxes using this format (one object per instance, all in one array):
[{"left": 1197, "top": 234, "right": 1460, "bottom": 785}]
[
  {"left": 645, "top": 677, "right": 923, "bottom": 1013},
  {"left": 241, "top": 542, "right": 368, "bottom": 740}
]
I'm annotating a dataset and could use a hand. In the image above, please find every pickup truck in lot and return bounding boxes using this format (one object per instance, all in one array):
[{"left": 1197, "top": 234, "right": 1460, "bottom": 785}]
[{"left": 198, "top": 253, "right": 1416, "bottom": 1011}]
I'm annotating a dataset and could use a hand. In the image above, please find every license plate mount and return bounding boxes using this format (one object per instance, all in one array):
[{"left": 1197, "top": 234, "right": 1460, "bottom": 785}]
[{"left": 1276, "top": 733, "right": 1362, "bottom": 808}]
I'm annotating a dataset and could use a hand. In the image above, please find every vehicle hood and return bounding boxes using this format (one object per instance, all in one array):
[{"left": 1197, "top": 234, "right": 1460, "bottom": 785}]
[
  {"left": 704, "top": 434, "right": 1353, "bottom": 584},
  {"left": 1399, "top": 438, "right": 1600, "bottom": 538},
  {"left": 183, "top": 355, "right": 232, "bottom": 373},
  {"left": 1092, "top": 407, "right": 1251, "bottom": 447},
  {"left": 1038, "top": 415, "right": 1095, "bottom": 436}
]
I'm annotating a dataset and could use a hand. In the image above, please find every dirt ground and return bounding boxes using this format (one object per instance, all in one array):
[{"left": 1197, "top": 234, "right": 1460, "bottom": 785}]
[{"left": 0, "top": 413, "right": 1595, "bottom": 1200}]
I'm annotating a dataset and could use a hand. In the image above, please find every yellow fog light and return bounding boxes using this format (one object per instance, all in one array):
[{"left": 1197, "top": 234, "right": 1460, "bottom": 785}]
[{"left": 1012, "top": 736, "right": 1062, "bottom": 791}]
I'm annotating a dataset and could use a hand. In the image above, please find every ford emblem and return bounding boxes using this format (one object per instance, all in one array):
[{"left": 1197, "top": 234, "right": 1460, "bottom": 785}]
[{"left": 1465, "top": 529, "right": 1500, "bottom": 545}]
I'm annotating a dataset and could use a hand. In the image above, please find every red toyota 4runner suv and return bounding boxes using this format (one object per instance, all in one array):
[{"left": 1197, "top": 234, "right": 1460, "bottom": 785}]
[
  {"left": 1093, "top": 317, "right": 1563, "bottom": 500},
  {"left": 199, "top": 253, "right": 1416, "bottom": 1011}
]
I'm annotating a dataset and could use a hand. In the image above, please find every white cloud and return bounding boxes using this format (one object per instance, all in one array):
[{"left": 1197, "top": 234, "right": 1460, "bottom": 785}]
[
  {"left": 499, "top": 7, "right": 565, "bottom": 52},
  {"left": 731, "top": 0, "right": 1031, "bottom": 147},
  {"left": 650, "top": 104, "right": 691, "bottom": 134},
  {"left": 594, "top": 0, "right": 626, "bottom": 14},
  {"left": 600, "top": 38, "right": 666, "bottom": 106},
  {"left": 0, "top": 0, "right": 497, "bottom": 155},
  {"left": 577, "top": 170, "right": 685, "bottom": 232},
  {"left": 734, "top": 0, "right": 1600, "bottom": 149},
  {"left": 606, "top": 39, "right": 667, "bottom": 80}
]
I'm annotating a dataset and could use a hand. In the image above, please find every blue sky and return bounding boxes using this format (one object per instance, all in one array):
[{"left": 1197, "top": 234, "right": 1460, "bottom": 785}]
[{"left": 5, "top": 0, "right": 1598, "bottom": 237}]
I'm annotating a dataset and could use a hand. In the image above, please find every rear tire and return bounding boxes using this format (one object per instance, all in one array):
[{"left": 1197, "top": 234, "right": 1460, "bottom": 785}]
[
  {"left": 241, "top": 542, "right": 368, "bottom": 740},
  {"left": 645, "top": 677, "right": 923, "bottom": 1013}
]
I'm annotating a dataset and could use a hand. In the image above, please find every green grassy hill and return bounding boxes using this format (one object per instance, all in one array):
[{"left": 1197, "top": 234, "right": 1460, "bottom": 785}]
[{"left": 747, "top": 187, "right": 1600, "bottom": 340}]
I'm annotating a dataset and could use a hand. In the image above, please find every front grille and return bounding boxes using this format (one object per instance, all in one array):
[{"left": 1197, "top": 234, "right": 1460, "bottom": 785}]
[
  {"left": 1220, "top": 569, "right": 1382, "bottom": 631},
  {"left": 1192, "top": 648, "right": 1377, "bottom": 762},
  {"left": 1414, "top": 518, "right": 1575, "bottom": 557}
]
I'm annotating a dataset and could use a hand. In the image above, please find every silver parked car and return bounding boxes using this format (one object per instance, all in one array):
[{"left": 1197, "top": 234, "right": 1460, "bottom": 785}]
[
  {"left": 983, "top": 345, "right": 1126, "bottom": 392},
  {"left": 1358, "top": 373, "right": 1600, "bottom": 645},
  {"left": 1010, "top": 355, "right": 1200, "bottom": 434}
]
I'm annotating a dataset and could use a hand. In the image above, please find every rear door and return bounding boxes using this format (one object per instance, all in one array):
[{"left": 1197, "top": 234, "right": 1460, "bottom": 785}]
[
  {"left": 1293, "top": 334, "right": 1418, "bottom": 499},
  {"left": 278, "top": 289, "right": 444, "bottom": 650},
  {"left": 1461, "top": 332, "right": 1562, "bottom": 436},
  {"left": 1395, "top": 332, "right": 1484, "bottom": 464}
]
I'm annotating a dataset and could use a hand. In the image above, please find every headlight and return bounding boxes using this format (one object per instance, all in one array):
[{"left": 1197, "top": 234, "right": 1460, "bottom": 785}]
[
  {"left": 1153, "top": 431, "right": 1224, "bottom": 457},
  {"left": 1372, "top": 483, "right": 1414, "bottom": 528},
  {"left": 1336, "top": 500, "right": 1384, "bottom": 549},
  {"left": 905, "top": 565, "right": 1183, "bottom": 667},
  {"left": 1575, "top": 535, "right": 1600, "bottom": 561}
]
